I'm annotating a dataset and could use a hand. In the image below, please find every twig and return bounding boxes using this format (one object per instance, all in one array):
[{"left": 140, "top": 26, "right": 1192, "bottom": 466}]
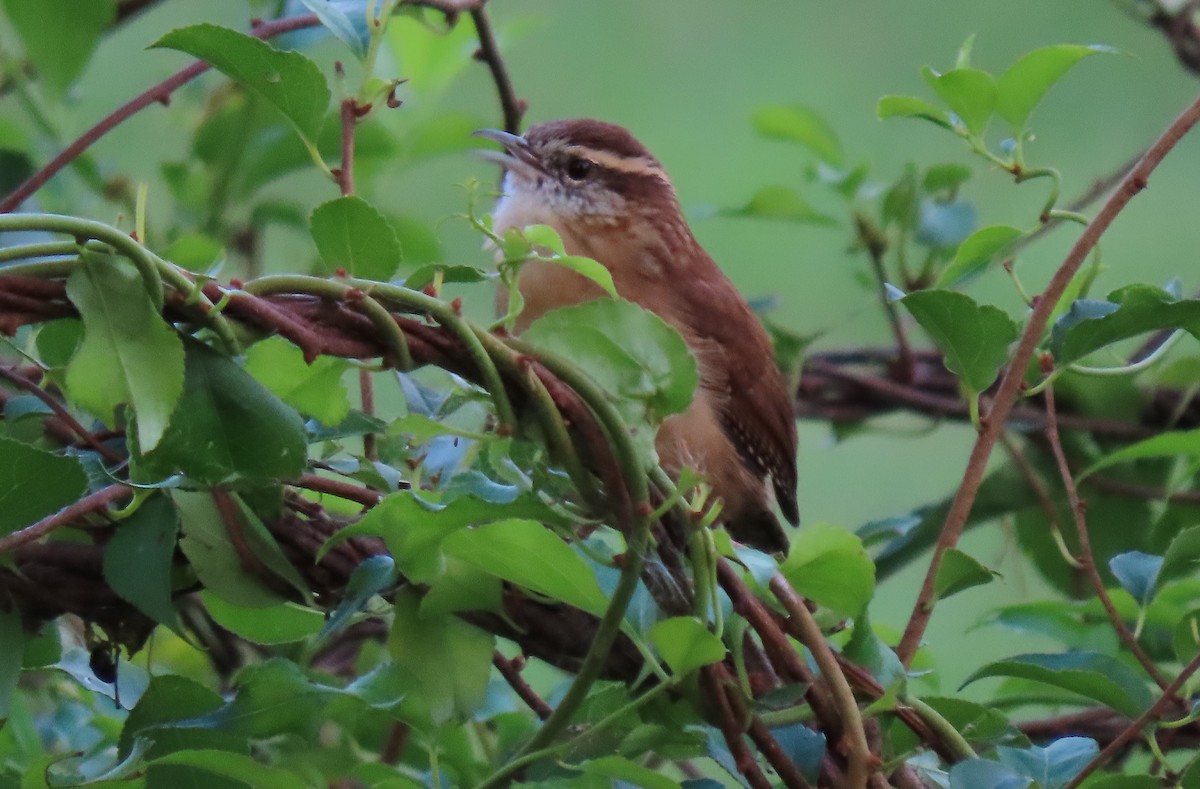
[
  {"left": 701, "top": 664, "right": 773, "bottom": 789},
  {"left": 493, "top": 651, "right": 552, "bottom": 720},
  {"left": 0, "top": 484, "right": 131, "bottom": 554},
  {"left": 771, "top": 574, "right": 873, "bottom": 789},
  {"left": 380, "top": 721, "right": 410, "bottom": 764},
  {"left": 855, "top": 214, "right": 914, "bottom": 383},
  {"left": 293, "top": 473, "right": 387, "bottom": 508},
  {"left": 1040, "top": 370, "right": 1171, "bottom": 691},
  {"left": 746, "top": 713, "right": 816, "bottom": 788},
  {"left": 336, "top": 98, "right": 358, "bottom": 197},
  {"left": 1063, "top": 648, "right": 1200, "bottom": 789},
  {"left": 469, "top": 6, "right": 525, "bottom": 134},
  {"left": 0, "top": 365, "right": 124, "bottom": 464},
  {"left": 0, "top": 14, "right": 322, "bottom": 213},
  {"left": 895, "top": 87, "right": 1200, "bottom": 666}
]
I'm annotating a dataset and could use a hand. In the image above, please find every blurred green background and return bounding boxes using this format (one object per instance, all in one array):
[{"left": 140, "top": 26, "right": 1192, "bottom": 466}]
[{"left": 14, "top": 1, "right": 1200, "bottom": 692}]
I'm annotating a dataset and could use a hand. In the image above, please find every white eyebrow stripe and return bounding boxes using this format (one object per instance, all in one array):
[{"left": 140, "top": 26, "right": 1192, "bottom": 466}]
[{"left": 564, "top": 145, "right": 667, "bottom": 179}]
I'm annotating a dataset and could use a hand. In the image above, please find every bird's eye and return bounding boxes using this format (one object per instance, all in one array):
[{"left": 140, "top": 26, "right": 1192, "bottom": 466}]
[{"left": 564, "top": 156, "right": 593, "bottom": 181}]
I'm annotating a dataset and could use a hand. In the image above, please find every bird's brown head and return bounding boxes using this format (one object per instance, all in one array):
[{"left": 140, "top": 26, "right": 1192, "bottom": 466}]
[{"left": 473, "top": 119, "right": 680, "bottom": 231}]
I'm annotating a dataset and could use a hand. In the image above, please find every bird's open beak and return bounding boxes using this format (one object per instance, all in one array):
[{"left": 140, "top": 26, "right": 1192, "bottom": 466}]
[{"left": 472, "top": 128, "right": 547, "bottom": 179}]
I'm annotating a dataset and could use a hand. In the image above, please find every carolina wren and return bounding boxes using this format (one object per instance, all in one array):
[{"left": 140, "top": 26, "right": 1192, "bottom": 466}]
[{"left": 475, "top": 119, "right": 798, "bottom": 552}]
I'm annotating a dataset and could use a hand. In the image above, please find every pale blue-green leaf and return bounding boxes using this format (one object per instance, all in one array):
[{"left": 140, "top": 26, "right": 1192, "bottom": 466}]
[
  {"left": 1108, "top": 551, "right": 1163, "bottom": 606},
  {"left": 949, "top": 759, "right": 1031, "bottom": 789},
  {"left": 996, "top": 737, "right": 1099, "bottom": 789},
  {"left": 298, "top": 0, "right": 369, "bottom": 57},
  {"left": 915, "top": 199, "right": 977, "bottom": 248}
]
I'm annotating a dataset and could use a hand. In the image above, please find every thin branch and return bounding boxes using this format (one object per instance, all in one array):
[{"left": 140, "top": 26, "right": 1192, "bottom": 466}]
[
  {"left": 701, "top": 663, "right": 773, "bottom": 789},
  {"left": 469, "top": 6, "right": 525, "bottom": 133},
  {"left": 493, "top": 651, "right": 552, "bottom": 721},
  {"left": 1063, "top": 648, "right": 1200, "bottom": 789},
  {"left": 293, "top": 473, "right": 387, "bottom": 508},
  {"left": 0, "top": 365, "right": 124, "bottom": 464},
  {"left": 895, "top": 87, "right": 1200, "bottom": 666},
  {"left": 0, "top": 484, "right": 131, "bottom": 554},
  {"left": 0, "top": 14, "right": 322, "bottom": 213},
  {"left": 855, "top": 214, "right": 914, "bottom": 383},
  {"left": 1040, "top": 372, "right": 1171, "bottom": 692},
  {"left": 771, "top": 574, "right": 873, "bottom": 789}
]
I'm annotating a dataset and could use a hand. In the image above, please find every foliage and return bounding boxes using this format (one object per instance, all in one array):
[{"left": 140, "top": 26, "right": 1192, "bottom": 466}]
[{"left": 1, "top": 2, "right": 1200, "bottom": 788}]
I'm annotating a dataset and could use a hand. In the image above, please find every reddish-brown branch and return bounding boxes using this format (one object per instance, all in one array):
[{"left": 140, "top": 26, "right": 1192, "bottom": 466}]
[
  {"left": 469, "top": 7, "right": 525, "bottom": 134},
  {"left": 1063, "top": 648, "right": 1200, "bottom": 789},
  {"left": 0, "top": 484, "right": 131, "bottom": 554},
  {"left": 746, "top": 710, "right": 815, "bottom": 788},
  {"left": 701, "top": 663, "right": 773, "bottom": 789},
  {"left": 1040, "top": 374, "right": 1172, "bottom": 692},
  {"left": 493, "top": 651, "right": 552, "bottom": 720},
  {"left": 293, "top": 473, "right": 388, "bottom": 508},
  {"left": 0, "top": 14, "right": 322, "bottom": 213},
  {"left": 0, "top": 365, "right": 124, "bottom": 464},
  {"left": 896, "top": 88, "right": 1200, "bottom": 666}
]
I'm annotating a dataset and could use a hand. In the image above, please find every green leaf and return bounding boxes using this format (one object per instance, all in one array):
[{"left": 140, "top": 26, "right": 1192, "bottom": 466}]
[
  {"left": 724, "top": 184, "right": 836, "bottom": 225},
  {"left": 35, "top": 318, "right": 83, "bottom": 368},
  {"left": 1051, "top": 285, "right": 1200, "bottom": 367},
  {"left": 310, "top": 195, "right": 404, "bottom": 281},
  {"left": 877, "top": 95, "right": 953, "bottom": 130},
  {"left": 65, "top": 256, "right": 185, "bottom": 453},
  {"left": 935, "top": 548, "right": 996, "bottom": 600},
  {"left": 1107, "top": 551, "right": 1163, "bottom": 606},
  {"left": 0, "top": 435, "right": 87, "bottom": 537},
  {"left": 844, "top": 610, "right": 905, "bottom": 689},
  {"left": 1079, "top": 428, "right": 1200, "bottom": 480},
  {"left": 1162, "top": 525, "right": 1200, "bottom": 580},
  {"left": 996, "top": 738, "right": 1099, "bottom": 789},
  {"left": 1174, "top": 608, "right": 1200, "bottom": 664},
  {"left": 649, "top": 617, "right": 726, "bottom": 676},
  {"left": 140, "top": 341, "right": 307, "bottom": 484},
  {"left": 298, "top": 0, "right": 369, "bottom": 58},
  {"left": 996, "top": 45, "right": 1114, "bottom": 129},
  {"left": 937, "top": 225, "right": 1023, "bottom": 288},
  {"left": 899, "top": 289, "right": 1020, "bottom": 394},
  {"left": 0, "top": 608, "right": 22, "bottom": 721},
  {"left": 317, "top": 555, "right": 398, "bottom": 643},
  {"left": 201, "top": 592, "right": 324, "bottom": 645},
  {"left": 921, "top": 66, "right": 997, "bottom": 137},
  {"left": 118, "top": 674, "right": 232, "bottom": 758},
  {"left": 173, "top": 490, "right": 286, "bottom": 608},
  {"left": 780, "top": 523, "right": 874, "bottom": 616},
  {"left": 103, "top": 494, "right": 183, "bottom": 634},
  {"left": 961, "top": 652, "right": 1153, "bottom": 717},
  {"left": 949, "top": 759, "right": 1031, "bottom": 789},
  {"left": 148, "top": 750, "right": 300, "bottom": 789},
  {"left": 581, "top": 755, "right": 682, "bottom": 789},
  {"left": 751, "top": 105, "right": 843, "bottom": 165},
  {"left": 244, "top": 335, "right": 351, "bottom": 426},
  {"left": 441, "top": 518, "right": 609, "bottom": 617},
  {"left": 1, "top": 0, "right": 114, "bottom": 96},
  {"left": 523, "top": 299, "right": 699, "bottom": 432},
  {"left": 388, "top": 589, "right": 493, "bottom": 725},
  {"left": 922, "top": 163, "right": 973, "bottom": 194},
  {"left": 153, "top": 24, "right": 331, "bottom": 142},
  {"left": 519, "top": 224, "right": 618, "bottom": 297}
]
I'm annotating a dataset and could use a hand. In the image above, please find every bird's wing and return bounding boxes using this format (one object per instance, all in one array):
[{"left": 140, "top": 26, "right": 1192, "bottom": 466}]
[{"left": 674, "top": 266, "right": 800, "bottom": 525}]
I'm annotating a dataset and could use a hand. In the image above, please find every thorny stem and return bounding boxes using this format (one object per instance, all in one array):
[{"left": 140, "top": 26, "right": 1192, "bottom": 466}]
[{"left": 895, "top": 88, "right": 1200, "bottom": 666}]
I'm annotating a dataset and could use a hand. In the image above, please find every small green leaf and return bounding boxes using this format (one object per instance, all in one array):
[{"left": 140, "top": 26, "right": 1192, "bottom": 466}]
[
  {"left": 1, "top": 0, "right": 114, "bottom": 96},
  {"left": 922, "top": 163, "right": 973, "bottom": 194},
  {"left": 310, "top": 195, "right": 404, "bottom": 280},
  {"left": 1079, "top": 428, "right": 1200, "bottom": 480},
  {"left": 317, "top": 555, "right": 398, "bottom": 643},
  {"left": 900, "top": 289, "right": 1020, "bottom": 394},
  {"left": 935, "top": 548, "right": 996, "bottom": 600},
  {"left": 1108, "top": 551, "right": 1163, "bottom": 606},
  {"left": 153, "top": 24, "right": 331, "bottom": 142},
  {"left": 921, "top": 66, "right": 998, "bottom": 137},
  {"left": 751, "top": 105, "right": 843, "bottom": 165},
  {"left": 140, "top": 341, "right": 307, "bottom": 484},
  {"left": 441, "top": 518, "right": 609, "bottom": 617},
  {"left": 844, "top": 610, "right": 905, "bottom": 689},
  {"left": 916, "top": 198, "right": 977, "bottom": 248},
  {"left": 65, "top": 256, "right": 185, "bottom": 453},
  {"left": 103, "top": 494, "right": 183, "bottom": 634},
  {"left": 961, "top": 652, "right": 1153, "bottom": 717},
  {"left": 937, "top": 225, "right": 1023, "bottom": 288},
  {"left": 996, "top": 45, "right": 1114, "bottom": 129},
  {"left": 388, "top": 589, "right": 493, "bottom": 725},
  {"left": 523, "top": 299, "right": 699, "bottom": 431},
  {"left": 201, "top": 593, "right": 324, "bottom": 645},
  {"left": 1174, "top": 609, "right": 1200, "bottom": 664},
  {"left": 725, "top": 184, "right": 836, "bottom": 224},
  {"left": 581, "top": 756, "right": 682, "bottom": 789},
  {"left": 173, "top": 490, "right": 286, "bottom": 608},
  {"left": 780, "top": 523, "right": 874, "bottom": 616},
  {"left": 877, "top": 95, "right": 953, "bottom": 129},
  {"left": 649, "top": 617, "right": 726, "bottom": 676},
  {"left": 1162, "top": 525, "right": 1200, "bottom": 580},
  {"left": 148, "top": 750, "right": 300, "bottom": 789},
  {"left": 244, "top": 335, "right": 351, "bottom": 426},
  {"left": 0, "top": 435, "right": 87, "bottom": 537},
  {"left": 996, "top": 738, "right": 1099, "bottom": 789},
  {"left": 1051, "top": 285, "right": 1200, "bottom": 367}
]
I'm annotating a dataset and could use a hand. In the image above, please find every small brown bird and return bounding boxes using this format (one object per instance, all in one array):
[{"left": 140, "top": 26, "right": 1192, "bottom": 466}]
[{"left": 475, "top": 119, "right": 798, "bottom": 552}]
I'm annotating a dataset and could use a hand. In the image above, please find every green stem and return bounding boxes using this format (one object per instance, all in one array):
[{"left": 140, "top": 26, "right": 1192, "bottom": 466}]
[
  {"left": 1014, "top": 166, "right": 1063, "bottom": 222},
  {"left": 0, "top": 241, "right": 78, "bottom": 263},
  {"left": 1068, "top": 329, "right": 1184, "bottom": 377},
  {"left": 904, "top": 693, "right": 977, "bottom": 761}
]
